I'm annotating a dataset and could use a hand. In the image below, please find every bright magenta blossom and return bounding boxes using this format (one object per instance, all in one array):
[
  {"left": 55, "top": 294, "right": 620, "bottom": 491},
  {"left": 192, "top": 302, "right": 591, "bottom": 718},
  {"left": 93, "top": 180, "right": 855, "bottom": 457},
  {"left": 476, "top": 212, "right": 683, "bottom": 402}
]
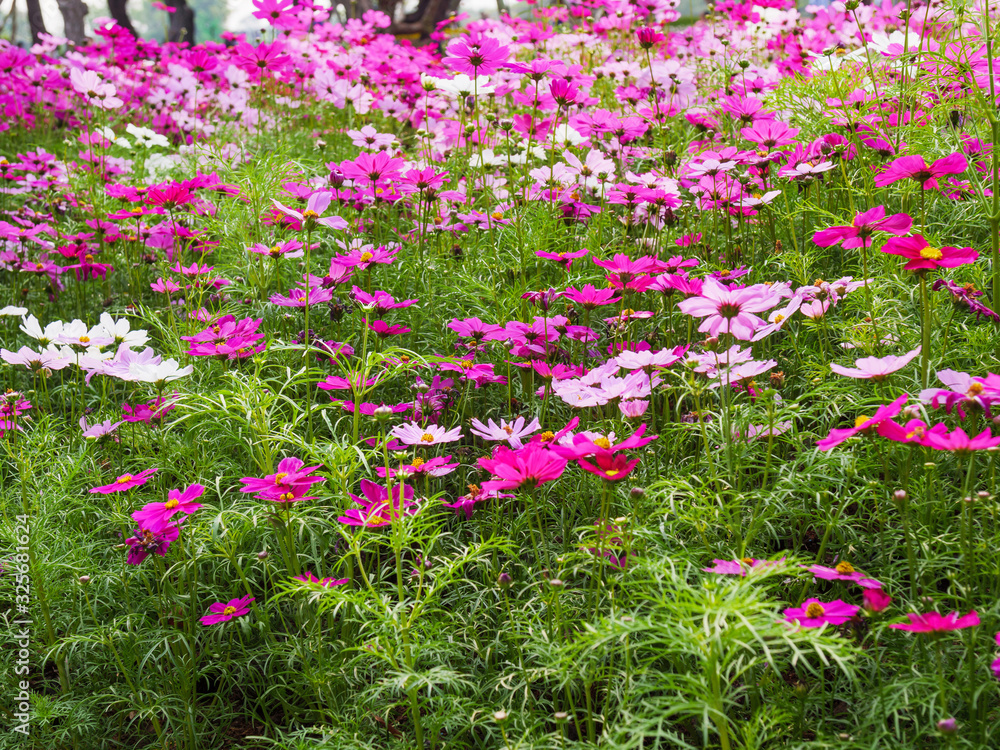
[
  {"left": 923, "top": 427, "right": 1000, "bottom": 453},
  {"left": 783, "top": 599, "right": 859, "bottom": 628},
  {"left": 338, "top": 479, "right": 420, "bottom": 527},
  {"left": 676, "top": 278, "right": 784, "bottom": 340},
  {"left": 812, "top": 205, "right": 912, "bottom": 249},
  {"left": 577, "top": 450, "right": 641, "bottom": 482},
  {"left": 201, "top": 595, "right": 255, "bottom": 626},
  {"left": 132, "top": 483, "right": 204, "bottom": 532},
  {"left": 479, "top": 443, "right": 567, "bottom": 492},
  {"left": 881, "top": 235, "right": 978, "bottom": 271},
  {"left": 874, "top": 153, "right": 968, "bottom": 190},
  {"left": 829, "top": 347, "right": 920, "bottom": 381},
  {"left": 90, "top": 468, "right": 158, "bottom": 494},
  {"left": 807, "top": 561, "right": 882, "bottom": 589},
  {"left": 293, "top": 571, "right": 348, "bottom": 588},
  {"left": 816, "top": 394, "right": 908, "bottom": 451},
  {"left": 889, "top": 610, "right": 980, "bottom": 632},
  {"left": 240, "top": 457, "right": 325, "bottom": 503}
]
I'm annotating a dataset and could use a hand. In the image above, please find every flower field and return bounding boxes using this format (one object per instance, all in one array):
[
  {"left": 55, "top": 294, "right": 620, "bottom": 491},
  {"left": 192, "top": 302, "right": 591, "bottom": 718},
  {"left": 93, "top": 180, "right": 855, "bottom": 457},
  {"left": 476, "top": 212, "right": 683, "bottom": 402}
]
[{"left": 4, "top": 0, "right": 1000, "bottom": 746}]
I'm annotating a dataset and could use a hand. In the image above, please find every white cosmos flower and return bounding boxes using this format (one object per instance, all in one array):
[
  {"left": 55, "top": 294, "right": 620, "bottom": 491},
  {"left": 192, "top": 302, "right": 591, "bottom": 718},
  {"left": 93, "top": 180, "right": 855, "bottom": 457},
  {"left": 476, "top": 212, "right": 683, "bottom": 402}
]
[
  {"left": 1, "top": 305, "right": 27, "bottom": 317},
  {"left": 20, "top": 315, "right": 64, "bottom": 346},
  {"left": 97, "top": 313, "right": 149, "bottom": 348}
]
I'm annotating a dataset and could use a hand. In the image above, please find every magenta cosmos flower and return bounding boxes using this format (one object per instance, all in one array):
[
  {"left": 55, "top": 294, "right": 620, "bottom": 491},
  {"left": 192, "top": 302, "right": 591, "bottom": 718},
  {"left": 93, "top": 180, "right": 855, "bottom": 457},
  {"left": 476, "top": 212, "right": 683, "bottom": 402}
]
[
  {"left": 240, "top": 457, "right": 325, "bottom": 502},
  {"left": 676, "top": 278, "right": 783, "bottom": 340},
  {"left": 479, "top": 443, "right": 567, "bottom": 492},
  {"left": 783, "top": 599, "right": 859, "bottom": 628},
  {"left": 132, "top": 483, "right": 205, "bottom": 532},
  {"left": 812, "top": 205, "right": 912, "bottom": 249},
  {"left": 201, "top": 595, "right": 255, "bottom": 626},
  {"left": 807, "top": 561, "right": 882, "bottom": 589},
  {"left": 881, "top": 235, "right": 978, "bottom": 272},
  {"left": 863, "top": 588, "right": 892, "bottom": 613},
  {"left": 874, "top": 153, "right": 968, "bottom": 190},
  {"left": 338, "top": 479, "right": 420, "bottom": 527},
  {"left": 293, "top": 571, "right": 348, "bottom": 588},
  {"left": 442, "top": 35, "right": 511, "bottom": 76},
  {"left": 923, "top": 426, "right": 1000, "bottom": 453},
  {"left": 376, "top": 455, "right": 459, "bottom": 479},
  {"left": 390, "top": 422, "right": 463, "bottom": 446},
  {"left": 816, "top": 393, "right": 908, "bottom": 451},
  {"left": 578, "top": 450, "right": 641, "bottom": 482},
  {"left": 889, "top": 611, "right": 980, "bottom": 632},
  {"left": 90, "top": 467, "right": 158, "bottom": 494},
  {"left": 830, "top": 346, "right": 920, "bottom": 381}
]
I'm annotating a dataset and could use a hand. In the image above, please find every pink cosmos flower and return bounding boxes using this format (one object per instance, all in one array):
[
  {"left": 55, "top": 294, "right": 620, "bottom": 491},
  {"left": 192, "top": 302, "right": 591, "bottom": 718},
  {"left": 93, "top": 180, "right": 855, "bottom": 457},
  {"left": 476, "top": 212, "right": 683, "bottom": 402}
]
[
  {"left": 479, "top": 443, "right": 567, "bottom": 492},
  {"left": 889, "top": 611, "right": 980, "bottom": 632},
  {"left": 992, "top": 633, "right": 1000, "bottom": 679},
  {"left": 239, "top": 457, "right": 325, "bottom": 503},
  {"left": 552, "top": 424, "right": 656, "bottom": 459},
  {"left": 783, "top": 599, "right": 859, "bottom": 628},
  {"left": 80, "top": 416, "right": 124, "bottom": 439},
  {"left": 741, "top": 120, "right": 800, "bottom": 150},
  {"left": 90, "top": 468, "right": 158, "bottom": 494},
  {"left": 352, "top": 287, "right": 417, "bottom": 312},
  {"left": 923, "top": 427, "right": 1000, "bottom": 453},
  {"left": 442, "top": 35, "right": 510, "bottom": 76},
  {"left": 807, "top": 561, "right": 882, "bottom": 589},
  {"left": 920, "top": 370, "right": 1000, "bottom": 418},
  {"left": 874, "top": 153, "right": 968, "bottom": 190},
  {"left": 676, "top": 278, "right": 784, "bottom": 340},
  {"left": 248, "top": 239, "right": 306, "bottom": 260},
  {"left": 443, "top": 483, "right": 513, "bottom": 520},
  {"left": 390, "top": 422, "right": 463, "bottom": 446},
  {"left": 201, "top": 595, "right": 255, "bottom": 626},
  {"left": 270, "top": 287, "right": 335, "bottom": 307},
  {"left": 863, "top": 588, "right": 892, "bottom": 612},
  {"left": 812, "top": 205, "right": 912, "bottom": 249},
  {"left": 829, "top": 347, "right": 921, "bottom": 381},
  {"left": 876, "top": 418, "right": 948, "bottom": 445},
  {"left": 338, "top": 479, "right": 420, "bottom": 527},
  {"left": 293, "top": 571, "right": 348, "bottom": 587},
  {"left": 340, "top": 152, "right": 404, "bottom": 187},
  {"left": 272, "top": 192, "right": 349, "bottom": 230},
  {"left": 578, "top": 450, "right": 641, "bottom": 482},
  {"left": 132, "top": 484, "right": 205, "bottom": 532},
  {"left": 881, "top": 235, "right": 978, "bottom": 271},
  {"left": 816, "top": 394, "right": 908, "bottom": 451},
  {"left": 469, "top": 416, "right": 541, "bottom": 448}
]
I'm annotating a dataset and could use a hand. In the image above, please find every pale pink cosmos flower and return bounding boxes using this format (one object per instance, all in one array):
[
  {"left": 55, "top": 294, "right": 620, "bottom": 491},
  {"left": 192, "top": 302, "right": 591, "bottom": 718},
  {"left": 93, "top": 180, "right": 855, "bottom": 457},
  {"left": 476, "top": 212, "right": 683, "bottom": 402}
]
[
  {"left": 830, "top": 346, "right": 921, "bottom": 381},
  {"left": 390, "top": 422, "right": 463, "bottom": 446},
  {"left": 676, "top": 278, "right": 784, "bottom": 340},
  {"left": 273, "top": 191, "right": 349, "bottom": 230},
  {"left": 469, "top": 416, "right": 541, "bottom": 448}
]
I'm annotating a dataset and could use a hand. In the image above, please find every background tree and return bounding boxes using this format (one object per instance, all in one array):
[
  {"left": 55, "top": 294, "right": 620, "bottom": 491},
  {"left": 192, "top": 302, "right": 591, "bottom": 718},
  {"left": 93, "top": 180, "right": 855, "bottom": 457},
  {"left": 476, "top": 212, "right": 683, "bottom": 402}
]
[
  {"left": 166, "top": 0, "right": 195, "bottom": 43},
  {"left": 108, "top": 0, "right": 138, "bottom": 37},
  {"left": 25, "top": 0, "right": 45, "bottom": 44},
  {"left": 55, "top": 0, "right": 88, "bottom": 44}
]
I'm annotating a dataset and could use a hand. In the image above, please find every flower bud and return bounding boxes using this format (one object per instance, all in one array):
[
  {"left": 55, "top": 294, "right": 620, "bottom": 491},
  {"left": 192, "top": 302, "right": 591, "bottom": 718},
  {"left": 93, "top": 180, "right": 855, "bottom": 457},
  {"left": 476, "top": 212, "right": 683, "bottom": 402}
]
[
  {"left": 328, "top": 168, "right": 345, "bottom": 187},
  {"left": 78, "top": 575, "right": 91, "bottom": 585},
  {"left": 257, "top": 550, "right": 269, "bottom": 560},
  {"left": 937, "top": 718, "right": 957, "bottom": 735},
  {"left": 630, "top": 486, "right": 645, "bottom": 499},
  {"left": 497, "top": 572, "right": 512, "bottom": 590},
  {"left": 373, "top": 405, "right": 394, "bottom": 422},
  {"left": 493, "top": 710, "right": 508, "bottom": 723}
]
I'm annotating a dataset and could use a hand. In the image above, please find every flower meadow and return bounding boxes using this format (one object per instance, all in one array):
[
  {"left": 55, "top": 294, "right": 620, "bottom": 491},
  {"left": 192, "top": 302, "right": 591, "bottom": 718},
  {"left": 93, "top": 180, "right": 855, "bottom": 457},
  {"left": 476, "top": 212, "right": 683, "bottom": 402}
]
[{"left": 9, "top": 0, "right": 1000, "bottom": 747}]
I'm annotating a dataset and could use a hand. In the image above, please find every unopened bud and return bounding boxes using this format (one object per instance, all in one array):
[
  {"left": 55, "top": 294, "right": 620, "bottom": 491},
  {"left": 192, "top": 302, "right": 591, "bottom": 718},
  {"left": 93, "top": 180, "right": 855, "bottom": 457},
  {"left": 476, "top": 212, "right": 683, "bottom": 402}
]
[
  {"left": 373, "top": 405, "right": 393, "bottom": 422},
  {"left": 498, "top": 572, "right": 512, "bottom": 589},
  {"left": 78, "top": 575, "right": 91, "bottom": 585},
  {"left": 937, "top": 718, "right": 957, "bottom": 735},
  {"left": 493, "top": 710, "right": 508, "bottom": 723},
  {"left": 257, "top": 550, "right": 269, "bottom": 560}
]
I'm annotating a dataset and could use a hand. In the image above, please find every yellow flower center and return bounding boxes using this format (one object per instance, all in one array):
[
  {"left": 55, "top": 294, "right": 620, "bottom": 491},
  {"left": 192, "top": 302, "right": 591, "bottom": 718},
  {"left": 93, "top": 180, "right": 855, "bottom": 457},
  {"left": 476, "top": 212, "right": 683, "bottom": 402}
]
[
  {"left": 805, "top": 602, "right": 825, "bottom": 618},
  {"left": 491, "top": 211, "right": 504, "bottom": 220},
  {"left": 302, "top": 209, "right": 319, "bottom": 218},
  {"left": 223, "top": 606, "right": 236, "bottom": 615},
  {"left": 741, "top": 557, "right": 755, "bottom": 565},
  {"left": 835, "top": 561, "right": 854, "bottom": 574},
  {"left": 854, "top": 415, "right": 871, "bottom": 429},
  {"left": 420, "top": 433, "right": 434, "bottom": 442},
  {"left": 968, "top": 382, "right": 984, "bottom": 396},
  {"left": 906, "top": 426, "right": 925, "bottom": 439},
  {"left": 503, "top": 425, "right": 514, "bottom": 435},
  {"left": 279, "top": 492, "right": 295, "bottom": 501},
  {"left": 165, "top": 499, "right": 180, "bottom": 510},
  {"left": 605, "top": 469, "right": 620, "bottom": 476},
  {"left": 919, "top": 246, "right": 943, "bottom": 260},
  {"left": 79, "top": 336, "right": 90, "bottom": 343},
  {"left": 594, "top": 437, "right": 611, "bottom": 450},
  {"left": 274, "top": 473, "right": 288, "bottom": 484},
  {"left": 773, "top": 314, "right": 785, "bottom": 324},
  {"left": 814, "top": 279, "right": 824, "bottom": 287},
  {"left": 539, "top": 431, "right": 555, "bottom": 443},
  {"left": 84, "top": 254, "right": 94, "bottom": 263},
  {"left": 411, "top": 457, "right": 425, "bottom": 468},
  {"left": 360, "top": 252, "right": 374, "bottom": 262},
  {"left": 116, "top": 474, "right": 133, "bottom": 484},
  {"left": 459, "top": 360, "right": 474, "bottom": 369}
]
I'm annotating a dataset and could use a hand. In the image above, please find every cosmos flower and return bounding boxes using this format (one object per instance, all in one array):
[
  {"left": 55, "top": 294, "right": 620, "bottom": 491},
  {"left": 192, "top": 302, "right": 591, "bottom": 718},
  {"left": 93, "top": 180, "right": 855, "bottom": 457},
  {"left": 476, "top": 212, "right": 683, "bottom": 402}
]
[
  {"left": 829, "top": 347, "right": 921, "bottom": 381},
  {"left": 816, "top": 394, "right": 908, "bottom": 451},
  {"left": 703, "top": 558, "right": 783, "bottom": 575},
  {"left": 125, "top": 522, "right": 181, "bottom": 565},
  {"left": 132, "top": 484, "right": 205, "bottom": 532},
  {"left": 469, "top": 416, "right": 541, "bottom": 448},
  {"left": 240, "top": 457, "right": 326, "bottom": 503},
  {"left": 874, "top": 153, "right": 968, "bottom": 190},
  {"left": 479, "top": 443, "right": 567, "bottom": 492},
  {"left": 338, "top": 479, "right": 421, "bottom": 527},
  {"left": 783, "top": 599, "right": 860, "bottom": 628},
  {"left": 889, "top": 611, "right": 980, "bottom": 632},
  {"left": 881, "top": 235, "right": 978, "bottom": 271},
  {"left": 90, "top": 468, "right": 158, "bottom": 494},
  {"left": 807, "top": 561, "right": 882, "bottom": 589},
  {"left": 812, "top": 206, "right": 912, "bottom": 249},
  {"left": 676, "top": 278, "right": 783, "bottom": 340},
  {"left": 390, "top": 422, "right": 463, "bottom": 446},
  {"left": 293, "top": 571, "right": 348, "bottom": 588},
  {"left": 201, "top": 595, "right": 255, "bottom": 626}
]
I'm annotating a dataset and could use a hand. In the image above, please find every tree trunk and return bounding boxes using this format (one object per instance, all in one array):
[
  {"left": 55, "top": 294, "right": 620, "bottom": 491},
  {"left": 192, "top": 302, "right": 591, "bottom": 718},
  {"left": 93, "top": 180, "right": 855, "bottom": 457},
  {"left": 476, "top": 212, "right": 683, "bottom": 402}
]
[
  {"left": 166, "top": 0, "right": 195, "bottom": 43},
  {"left": 25, "top": 0, "right": 46, "bottom": 45},
  {"left": 55, "top": 0, "right": 88, "bottom": 45},
  {"left": 108, "top": 0, "right": 137, "bottom": 37},
  {"left": 390, "top": 0, "right": 450, "bottom": 38}
]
